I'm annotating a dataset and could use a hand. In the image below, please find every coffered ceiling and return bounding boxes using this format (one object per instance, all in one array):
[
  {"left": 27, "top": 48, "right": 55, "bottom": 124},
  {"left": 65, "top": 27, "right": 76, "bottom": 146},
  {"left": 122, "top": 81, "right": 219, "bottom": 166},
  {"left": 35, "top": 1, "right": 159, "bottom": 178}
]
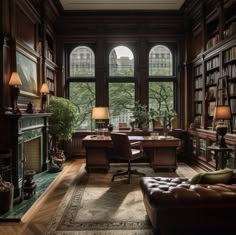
[{"left": 59, "top": 0, "right": 185, "bottom": 11}]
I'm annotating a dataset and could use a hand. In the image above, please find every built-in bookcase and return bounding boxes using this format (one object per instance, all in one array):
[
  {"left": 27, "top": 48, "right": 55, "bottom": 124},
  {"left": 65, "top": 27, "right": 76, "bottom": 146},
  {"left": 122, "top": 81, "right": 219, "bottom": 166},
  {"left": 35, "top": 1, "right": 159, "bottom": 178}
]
[
  {"left": 222, "top": 46, "right": 236, "bottom": 131},
  {"left": 193, "top": 63, "right": 203, "bottom": 122},
  {"left": 188, "top": 0, "right": 236, "bottom": 170}
]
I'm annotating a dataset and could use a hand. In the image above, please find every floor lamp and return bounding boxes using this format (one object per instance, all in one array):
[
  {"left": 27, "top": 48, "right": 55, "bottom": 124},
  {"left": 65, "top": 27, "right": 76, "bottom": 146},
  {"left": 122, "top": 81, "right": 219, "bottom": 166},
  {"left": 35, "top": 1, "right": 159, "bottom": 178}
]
[{"left": 91, "top": 107, "right": 109, "bottom": 137}]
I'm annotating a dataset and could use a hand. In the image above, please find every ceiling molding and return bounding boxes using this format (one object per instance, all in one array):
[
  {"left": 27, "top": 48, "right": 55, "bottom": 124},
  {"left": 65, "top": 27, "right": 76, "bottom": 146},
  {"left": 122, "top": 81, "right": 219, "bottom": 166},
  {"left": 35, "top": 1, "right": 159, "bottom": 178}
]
[{"left": 59, "top": 0, "right": 185, "bottom": 11}]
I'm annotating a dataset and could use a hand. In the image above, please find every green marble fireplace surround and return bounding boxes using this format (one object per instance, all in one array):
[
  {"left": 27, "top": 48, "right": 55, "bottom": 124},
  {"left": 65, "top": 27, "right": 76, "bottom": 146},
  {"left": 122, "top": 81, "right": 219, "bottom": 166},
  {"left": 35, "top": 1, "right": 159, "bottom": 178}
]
[{"left": 4, "top": 113, "right": 51, "bottom": 202}]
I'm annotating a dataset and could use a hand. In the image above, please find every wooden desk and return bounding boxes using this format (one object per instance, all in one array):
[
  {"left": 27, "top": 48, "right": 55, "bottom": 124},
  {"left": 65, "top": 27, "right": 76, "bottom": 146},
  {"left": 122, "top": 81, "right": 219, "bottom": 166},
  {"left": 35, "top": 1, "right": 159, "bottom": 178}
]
[{"left": 82, "top": 135, "right": 180, "bottom": 172}]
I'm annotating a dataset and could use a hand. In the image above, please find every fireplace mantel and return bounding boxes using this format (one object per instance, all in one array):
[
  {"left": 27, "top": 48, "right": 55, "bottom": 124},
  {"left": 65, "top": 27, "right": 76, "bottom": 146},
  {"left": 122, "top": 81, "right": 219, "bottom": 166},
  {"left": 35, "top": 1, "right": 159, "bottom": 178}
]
[{"left": 2, "top": 112, "right": 51, "bottom": 202}]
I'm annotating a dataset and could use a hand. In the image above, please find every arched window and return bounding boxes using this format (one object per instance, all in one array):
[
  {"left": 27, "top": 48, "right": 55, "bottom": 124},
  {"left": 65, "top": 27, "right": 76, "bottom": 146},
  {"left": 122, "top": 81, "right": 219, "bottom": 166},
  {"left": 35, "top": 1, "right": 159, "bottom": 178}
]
[
  {"left": 68, "top": 46, "right": 95, "bottom": 130},
  {"left": 149, "top": 45, "right": 173, "bottom": 76},
  {"left": 109, "top": 46, "right": 134, "bottom": 77},
  {"left": 148, "top": 45, "right": 176, "bottom": 120},
  {"left": 108, "top": 46, "right": 135, "bottom": 129},
  {"left": 70, "top": 46, "right": 95, "bottom": 77}
]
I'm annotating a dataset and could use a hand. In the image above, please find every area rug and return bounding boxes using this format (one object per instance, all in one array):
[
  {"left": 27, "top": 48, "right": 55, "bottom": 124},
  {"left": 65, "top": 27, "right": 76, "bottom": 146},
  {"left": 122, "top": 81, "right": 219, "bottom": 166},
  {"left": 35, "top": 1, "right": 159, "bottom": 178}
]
[{"left": 45, "top": 163, "right": 198, "bottom": 235}]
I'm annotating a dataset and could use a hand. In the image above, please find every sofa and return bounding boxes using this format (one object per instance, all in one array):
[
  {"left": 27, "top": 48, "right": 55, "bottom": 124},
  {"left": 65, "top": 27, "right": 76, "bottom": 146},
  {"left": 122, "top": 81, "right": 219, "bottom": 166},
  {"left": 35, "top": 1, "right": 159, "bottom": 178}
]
[{"left": 140, "top": 169, "right": 236, "bottom": 235}]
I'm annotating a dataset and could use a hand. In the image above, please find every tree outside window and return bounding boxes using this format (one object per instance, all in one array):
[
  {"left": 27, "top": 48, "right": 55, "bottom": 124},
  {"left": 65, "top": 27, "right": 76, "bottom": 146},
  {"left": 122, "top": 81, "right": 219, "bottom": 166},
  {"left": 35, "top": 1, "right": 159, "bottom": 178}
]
[
  {"left": 69, "top": 46, "right": 95, "bottom": 130},
  {"left": 149, "top": 45, "right": 176, "bottom": 125},
  {"left": 108, "top": 46, "right": 135, "bottom": 128}
]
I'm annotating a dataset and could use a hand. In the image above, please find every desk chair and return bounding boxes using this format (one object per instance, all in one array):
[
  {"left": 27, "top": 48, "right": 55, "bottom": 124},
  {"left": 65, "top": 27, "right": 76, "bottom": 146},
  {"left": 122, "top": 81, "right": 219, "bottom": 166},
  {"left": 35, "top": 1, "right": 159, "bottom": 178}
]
[{"left": 110, "top": 133, "right": 145, "bottom": 183}]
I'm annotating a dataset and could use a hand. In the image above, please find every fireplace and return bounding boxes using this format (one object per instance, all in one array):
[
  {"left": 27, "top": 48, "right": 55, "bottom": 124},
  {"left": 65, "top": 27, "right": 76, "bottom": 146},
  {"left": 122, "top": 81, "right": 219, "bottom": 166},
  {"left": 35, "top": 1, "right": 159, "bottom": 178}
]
[
  {"left": 2, "top": 113, "right": 51, "bottom": 202},
  {"left": 24, "top": 137, "right": 42, "bottom": 172}
]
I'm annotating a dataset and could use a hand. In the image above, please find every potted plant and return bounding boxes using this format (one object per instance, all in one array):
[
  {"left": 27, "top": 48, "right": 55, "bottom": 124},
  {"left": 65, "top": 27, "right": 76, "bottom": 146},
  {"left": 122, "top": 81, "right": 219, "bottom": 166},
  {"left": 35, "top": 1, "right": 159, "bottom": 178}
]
[
  {"left": 131, "top": 102, "right": 150, "bottom": 131},
  {"left": 47, "top": 96, "right": 79, "bottom": 171}
]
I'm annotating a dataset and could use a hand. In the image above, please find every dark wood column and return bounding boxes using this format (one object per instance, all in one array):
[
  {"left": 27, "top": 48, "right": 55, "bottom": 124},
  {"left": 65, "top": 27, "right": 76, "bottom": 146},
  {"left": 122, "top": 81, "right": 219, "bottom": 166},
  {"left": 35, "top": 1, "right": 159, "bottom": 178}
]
[{"left": 96, "top": 38, "right": 106, "bottom": 106}]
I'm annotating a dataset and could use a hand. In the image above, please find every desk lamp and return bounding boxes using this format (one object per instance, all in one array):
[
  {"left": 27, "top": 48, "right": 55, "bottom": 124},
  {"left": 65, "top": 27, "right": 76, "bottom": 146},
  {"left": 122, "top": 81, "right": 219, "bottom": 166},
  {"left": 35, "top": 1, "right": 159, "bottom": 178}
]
[
  {"left": 40, "top": 83, "right": 49, "bottom": 112},
  {"left": 9, "top": 72, "right": 22, "bottom": 114},
  {"left": 214, "top": 105, "right": 232, "bottom": 148},
  {"left": 91, "top": 107, "right": 109, "bottom": 137}
]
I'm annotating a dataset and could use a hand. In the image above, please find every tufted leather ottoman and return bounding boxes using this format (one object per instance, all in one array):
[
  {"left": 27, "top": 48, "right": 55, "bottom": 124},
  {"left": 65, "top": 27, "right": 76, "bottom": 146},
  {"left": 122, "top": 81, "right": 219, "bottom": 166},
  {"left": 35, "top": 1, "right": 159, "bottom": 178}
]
[{"left": 140, "top": 177, "right": 236, "bottom": 235}]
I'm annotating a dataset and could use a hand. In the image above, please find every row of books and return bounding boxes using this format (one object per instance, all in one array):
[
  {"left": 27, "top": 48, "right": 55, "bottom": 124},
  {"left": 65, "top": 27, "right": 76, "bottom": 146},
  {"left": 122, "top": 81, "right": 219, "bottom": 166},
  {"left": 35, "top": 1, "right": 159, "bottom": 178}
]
[
  {"left": 46, "top": 69, "right": 54, "bottom": 79},
  {"left": 229, "top": 83, "right": 236, "bottom": 96},
  {"left": 230, "top": 99, "right": 236, "bottom": 113},
  {"left": 195, "top": 90, "right": 203, "bottom": 101},
  {"left": 206, "top": 71, "right": 220, "bottom": 85},
  {"left": 206, "top": 34, "right": 220, "bottom": 50},
  {"left": 208, "top": 101, "right": 216, "bottom": 116},
  {"left": 224, "top": 46, "right": 236, "bottom": 63},
  {"left": 206, "top": 56, "right": 219, "bottom": 71},
  {"left": 233, "top": 116, "right": 236, "bottom": 130},
  {"left": 222, "top": 64, "right": 236, "bottom": 78},
  {"left": 223, "top": 22, "right": 236, "bottom": 40},
  {"left": 195, "top": 77, "right": 203, "bottom": 89},
  {"left": 195, "top": 103, "right": 202, "bottom": 115},
  {"left": 194, "top": 65, "right": 203, "bottom": 76},
  {"left": 46, "top": 79, "right": 55, "bottom": 92}
]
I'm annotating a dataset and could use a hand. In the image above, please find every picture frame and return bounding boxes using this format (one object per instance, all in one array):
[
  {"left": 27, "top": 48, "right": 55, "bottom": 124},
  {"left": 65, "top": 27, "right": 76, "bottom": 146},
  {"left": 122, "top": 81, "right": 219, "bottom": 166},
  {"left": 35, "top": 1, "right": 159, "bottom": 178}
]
[{"left": 16, "top": 50, "right": 38, "bottom": 97}]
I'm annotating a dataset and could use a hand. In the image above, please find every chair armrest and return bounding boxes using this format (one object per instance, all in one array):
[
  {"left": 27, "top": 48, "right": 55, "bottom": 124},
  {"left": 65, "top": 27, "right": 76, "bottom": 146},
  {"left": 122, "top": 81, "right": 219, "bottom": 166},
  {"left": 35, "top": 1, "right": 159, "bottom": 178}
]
[{"left": 130, "top": 141, "right": 143, "bottom": 151}]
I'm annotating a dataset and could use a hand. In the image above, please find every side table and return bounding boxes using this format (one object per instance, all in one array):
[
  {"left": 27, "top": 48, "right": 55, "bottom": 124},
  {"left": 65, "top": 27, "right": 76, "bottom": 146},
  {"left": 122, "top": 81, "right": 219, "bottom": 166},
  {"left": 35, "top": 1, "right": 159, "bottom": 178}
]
[{"left": 207, "top": 145, "right": 233, "bottom": 170}]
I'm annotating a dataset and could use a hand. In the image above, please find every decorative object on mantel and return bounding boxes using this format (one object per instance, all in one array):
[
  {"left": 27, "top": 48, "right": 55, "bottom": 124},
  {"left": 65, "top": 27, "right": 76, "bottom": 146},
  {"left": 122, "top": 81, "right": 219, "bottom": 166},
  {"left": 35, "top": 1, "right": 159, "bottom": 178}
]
[
  {"left": 26, "top": 101, "right": 33, "bottom": 114},
  {"left": 8, "top": 72, "right": 22, "bottom": 114},
  {"left": 40, "top": 83, "right": 49, "bottom": 112},
  {"left": 0, "top": 175, "right": 14, "bottom": 213},
  {"left": 47, "top": 97, "right": 79, "bottom": 172}
]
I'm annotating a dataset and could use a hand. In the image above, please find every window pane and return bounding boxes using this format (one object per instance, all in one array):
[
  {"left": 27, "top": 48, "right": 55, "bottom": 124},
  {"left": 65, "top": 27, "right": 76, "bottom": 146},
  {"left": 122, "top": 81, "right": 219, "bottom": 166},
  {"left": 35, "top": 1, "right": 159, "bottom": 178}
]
[
  {"left": 109, "top": 83, "right": 135, "bottom": 129},
  {"left": 70, "top": 46, "right": 95, "bottom": 77},
  {"left": 149, "top": 45, "right": 173, "bottom": 76},
  {"left": 69, "top": 83, "right": 95, "bottom": 129},
  {"left": 149, "top": 82, "right": 174, "bottom": 116},
  {"left": 109, "top": 46, "right": 134, "bottom": 77}
]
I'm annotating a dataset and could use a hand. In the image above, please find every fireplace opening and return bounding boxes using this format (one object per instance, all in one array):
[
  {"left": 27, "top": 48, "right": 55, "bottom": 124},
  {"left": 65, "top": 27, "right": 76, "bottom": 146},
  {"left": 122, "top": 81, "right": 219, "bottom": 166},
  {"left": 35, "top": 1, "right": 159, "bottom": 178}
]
[{"left": 24, "top": 137, "right": 42, "bottom": 173}]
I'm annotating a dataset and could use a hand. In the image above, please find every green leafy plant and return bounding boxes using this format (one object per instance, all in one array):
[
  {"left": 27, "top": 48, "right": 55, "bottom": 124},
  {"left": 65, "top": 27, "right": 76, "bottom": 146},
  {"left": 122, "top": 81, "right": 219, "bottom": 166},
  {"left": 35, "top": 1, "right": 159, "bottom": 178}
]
[
  {"left": 48, "top": 96, "right": 79, "bottom": 152},
  {"left": 131, "top": 102, "right": 150, "bottom": 126}
]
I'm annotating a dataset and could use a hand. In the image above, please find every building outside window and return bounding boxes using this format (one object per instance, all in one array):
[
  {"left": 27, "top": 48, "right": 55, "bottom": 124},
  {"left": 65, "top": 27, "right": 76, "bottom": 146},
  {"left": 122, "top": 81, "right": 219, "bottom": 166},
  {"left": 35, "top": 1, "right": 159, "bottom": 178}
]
[
  {"left": 149, "top": 45, "right": 176, "bottom": 125},
  {"left": 68, "top": 46, "right": 95, "bottom": 130},
  {"left": 108, "top": 46, "right": 135, "bottom": 129},
  {"left": 66, "top": 44, "right": 177, "bottom": 130}
]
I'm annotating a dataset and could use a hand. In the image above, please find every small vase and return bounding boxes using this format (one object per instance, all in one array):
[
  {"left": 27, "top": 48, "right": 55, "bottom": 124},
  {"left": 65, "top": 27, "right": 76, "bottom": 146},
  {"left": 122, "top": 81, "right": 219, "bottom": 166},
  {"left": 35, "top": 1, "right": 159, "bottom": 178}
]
[{"left": 171, "top": 113, "right": 178, "bottom": 130}]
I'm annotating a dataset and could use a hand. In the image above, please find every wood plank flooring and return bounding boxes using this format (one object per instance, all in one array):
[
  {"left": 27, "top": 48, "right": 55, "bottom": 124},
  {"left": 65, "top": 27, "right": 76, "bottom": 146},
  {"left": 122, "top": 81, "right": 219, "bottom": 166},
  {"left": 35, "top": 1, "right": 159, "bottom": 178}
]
[
  {"left": 0, "top": 158, "right": 203, "bottom": 235},
  {"left": 0, "top": 158, "right": 85, "bottom": 235}
]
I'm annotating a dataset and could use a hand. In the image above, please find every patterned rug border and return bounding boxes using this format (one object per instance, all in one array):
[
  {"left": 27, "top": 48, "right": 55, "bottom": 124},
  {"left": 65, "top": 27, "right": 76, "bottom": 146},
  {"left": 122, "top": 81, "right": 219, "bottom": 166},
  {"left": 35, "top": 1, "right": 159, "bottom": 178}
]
[{"left": 45, "top": 163, "right": 197, "bottom": 235}]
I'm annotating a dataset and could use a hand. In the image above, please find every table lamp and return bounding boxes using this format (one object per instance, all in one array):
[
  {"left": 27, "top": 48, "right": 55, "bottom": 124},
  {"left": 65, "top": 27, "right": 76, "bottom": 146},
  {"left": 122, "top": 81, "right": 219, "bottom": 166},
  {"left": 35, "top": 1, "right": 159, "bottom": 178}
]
[
  {"left": 9, "top": 72, "right": 22, "bottom": 113},
  {"left": 91, "top": 107, "right": 109, "bottom": 136},
  {"left": 214, "top": 105, "right": 232, "bottom": 148},
  {"left": 40, "top": 83, "right": 49, "bottom": 112}
]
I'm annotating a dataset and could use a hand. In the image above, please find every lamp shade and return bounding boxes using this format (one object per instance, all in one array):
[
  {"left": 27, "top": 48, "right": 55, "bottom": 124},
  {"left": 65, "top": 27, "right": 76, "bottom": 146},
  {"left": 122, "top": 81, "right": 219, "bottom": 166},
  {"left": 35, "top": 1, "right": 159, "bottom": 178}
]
[
  {"left": 92, "top": 107, "right": 109, "bottom": 120},
  {"left": 9, "top": 72, "right": 22, "bottom": 86},
  {"left": 40, "top": 83, "right": 49, "bottom": 94},
  {"left": 214, "top": 105, "right": 232, "bottom": 120}
]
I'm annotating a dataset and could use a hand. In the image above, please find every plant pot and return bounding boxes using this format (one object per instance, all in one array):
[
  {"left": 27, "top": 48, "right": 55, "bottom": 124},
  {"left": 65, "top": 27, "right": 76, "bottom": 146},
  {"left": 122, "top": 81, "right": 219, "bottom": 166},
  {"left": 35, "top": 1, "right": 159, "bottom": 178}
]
[{"left": 0, "top": 185, "right": 14, "bottom": 213}]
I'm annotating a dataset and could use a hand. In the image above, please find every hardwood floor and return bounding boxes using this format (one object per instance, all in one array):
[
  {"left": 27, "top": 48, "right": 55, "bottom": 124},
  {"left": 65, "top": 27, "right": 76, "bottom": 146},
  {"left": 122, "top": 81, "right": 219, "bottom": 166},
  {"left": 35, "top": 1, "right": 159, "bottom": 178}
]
[
  {"left": 0, "top": 158, "right": 85, "bottom": 235},
  {"left": 0, "top": 158, "right": 204, "bottom": 235}
]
